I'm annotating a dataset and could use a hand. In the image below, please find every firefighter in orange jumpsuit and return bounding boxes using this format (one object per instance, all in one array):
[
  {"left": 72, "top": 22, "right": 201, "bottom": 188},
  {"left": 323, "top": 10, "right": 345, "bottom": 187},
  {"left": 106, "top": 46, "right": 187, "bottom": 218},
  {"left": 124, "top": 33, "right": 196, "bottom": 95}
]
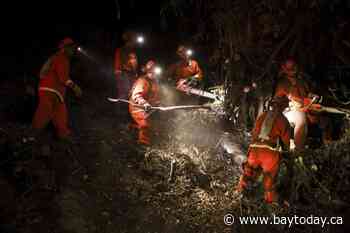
[
  {"left": 167, "top": 45, "right": 203, "bottom": 89},
  {"left": 129, "top": 60, "right": 160, "bottom": 145},
  {"left": 274, "top": 59, "right": 319, "bottom": 150},
  {"left": 32, "top": 38, "right": 82, "bottom": 139},
  {"left": 114, "top": 31, "right": 139, "bottom": 99},
  {"left": 237, "top": 96, "right": 291, "bottom": 204}
]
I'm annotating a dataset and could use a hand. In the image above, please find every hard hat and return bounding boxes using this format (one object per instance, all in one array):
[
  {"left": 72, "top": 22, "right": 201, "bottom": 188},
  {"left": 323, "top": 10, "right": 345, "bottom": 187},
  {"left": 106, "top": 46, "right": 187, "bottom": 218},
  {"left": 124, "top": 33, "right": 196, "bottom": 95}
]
[
  {"left": 281, "top": 58, "right": 298, "bottom": 73},
  {"left": 128, "top": 52, "right": 137, "bottom": 60},
  {"left": 145, "top": 60, "right": 156, "bottom": 72},
  {"left": 122, "top": 31, "right": 135, "bottom": 42},
  {"left": 176, "top": 45, "right": 186, "bottom": 55},
  {"left": 58, "top": 37, "right": 75, "bottom": 49}
]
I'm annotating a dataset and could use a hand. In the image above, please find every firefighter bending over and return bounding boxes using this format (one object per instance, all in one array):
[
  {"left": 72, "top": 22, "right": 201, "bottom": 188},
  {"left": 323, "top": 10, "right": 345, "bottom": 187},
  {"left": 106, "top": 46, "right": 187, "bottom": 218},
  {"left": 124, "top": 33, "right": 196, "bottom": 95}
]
[
  {"left": 236, "top": 96, "right": 291, "bottom": 204},
  {"left": 129, "top": 60, "right": 160, "bottom": 145},
  {"left": 274, "top": 58, "right": 321, "bottom": 150},
  {"left": 32, "top": 37, "right": 82, "bottom": 140}
]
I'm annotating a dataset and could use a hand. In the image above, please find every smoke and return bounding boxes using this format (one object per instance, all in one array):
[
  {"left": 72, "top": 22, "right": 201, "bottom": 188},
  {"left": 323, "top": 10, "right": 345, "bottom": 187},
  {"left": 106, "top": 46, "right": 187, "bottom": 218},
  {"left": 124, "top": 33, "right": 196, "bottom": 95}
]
[
  {"left": 157, "top": 84, "right": 247, "bottom": 174},
  {"left": 159, "top": 84, "right": 179, "bottom": 106},
  {"left": 163, "top": 104, "right": 247, "bottom": 169}
]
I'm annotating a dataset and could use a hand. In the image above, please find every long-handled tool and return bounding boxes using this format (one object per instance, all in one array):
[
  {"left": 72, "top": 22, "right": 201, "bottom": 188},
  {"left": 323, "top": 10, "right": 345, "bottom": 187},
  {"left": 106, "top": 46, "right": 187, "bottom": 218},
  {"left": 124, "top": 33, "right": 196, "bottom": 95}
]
[
  {"left": 107, "top": 98, "right": 212, "bottom": 111},
  {"left": 310, "top": 105, "right": 350, "bottom": 117},
  {"left": 302, "top": 96, "right": 350, "bottom": 117}
]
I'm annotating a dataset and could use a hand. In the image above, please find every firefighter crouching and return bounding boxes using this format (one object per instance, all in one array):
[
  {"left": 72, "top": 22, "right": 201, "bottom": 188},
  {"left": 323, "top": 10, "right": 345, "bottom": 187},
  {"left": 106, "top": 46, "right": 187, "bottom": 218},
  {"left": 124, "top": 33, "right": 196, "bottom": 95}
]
[
  {"left": 32, "top": 38, "right": 82, "bottom": 140},
  {"left": 129, "top": 60, "right": 161, "bottom": 145},
  {"left": 274, "top": 59, "right": 322, "bottom": 150},
  {"left": 236, "top": 96, "right": 291, "bottom": 204}
]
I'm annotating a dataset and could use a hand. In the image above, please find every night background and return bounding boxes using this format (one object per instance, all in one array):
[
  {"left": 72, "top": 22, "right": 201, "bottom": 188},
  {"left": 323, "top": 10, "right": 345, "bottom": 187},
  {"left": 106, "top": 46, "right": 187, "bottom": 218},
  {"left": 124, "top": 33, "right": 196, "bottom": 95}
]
[
  {"left": 1, "top": 0, "right": 350, "bottom": 232},
  {"left": 4, "top": 0, "right": 166, "bottom": 78}
]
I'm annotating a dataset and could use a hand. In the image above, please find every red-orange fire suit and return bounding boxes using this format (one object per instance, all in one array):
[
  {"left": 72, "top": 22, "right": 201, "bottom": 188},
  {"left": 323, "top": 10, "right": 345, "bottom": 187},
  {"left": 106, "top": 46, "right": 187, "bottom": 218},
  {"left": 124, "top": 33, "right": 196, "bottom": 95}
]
[
  {"left": 168, "top": 59, "right": 203, "bottom": 86},
  {"left": 274, "top": 76, "right": 312, "bottom": 149},
  {"left": 129, "top": 76, "right": 160, "bottom": 145},
  {"left": 238, "top": 110, "right": 291, "bottom": 203},
  {"left": 32, "top": 50, "right": 73, "bottom": 138},
  {"left": 114, "top": 47, "right": 137, "bottom": 99}
]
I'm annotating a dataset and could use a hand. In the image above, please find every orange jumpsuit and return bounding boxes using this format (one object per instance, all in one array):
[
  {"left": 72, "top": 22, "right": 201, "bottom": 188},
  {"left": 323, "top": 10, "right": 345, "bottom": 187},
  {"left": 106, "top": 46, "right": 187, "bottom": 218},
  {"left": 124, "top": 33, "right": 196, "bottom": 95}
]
[
  {"left": 274, "top": 76, "right": 311, "bottom": 149},
  {"left": 168, "top": 59, "right": 203, "bottom": 86},
  {"left": 274, "top": 76, "right": 310, "bottom": 107},
  {"left": 238, "top": 110, "right": 291, "bottom": 203},
  {"left": 32, "top": 50, "right": 72, "bottom": 138},
  {"left": 114, "top": 47, "right": 137, "bottom": 99},
  {"left": 129, "top": 76, "right": 160, "bottom": 145}
]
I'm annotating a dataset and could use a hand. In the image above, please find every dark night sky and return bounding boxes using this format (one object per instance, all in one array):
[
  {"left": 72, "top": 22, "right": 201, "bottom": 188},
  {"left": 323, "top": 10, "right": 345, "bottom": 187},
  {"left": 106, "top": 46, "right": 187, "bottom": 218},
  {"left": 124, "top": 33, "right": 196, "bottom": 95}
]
[
  {"left": 6, "top": 0, "right": 162, "bottom": 40},
  {"left": 3, "top": 0, "right": 164, "bottom": 78}
]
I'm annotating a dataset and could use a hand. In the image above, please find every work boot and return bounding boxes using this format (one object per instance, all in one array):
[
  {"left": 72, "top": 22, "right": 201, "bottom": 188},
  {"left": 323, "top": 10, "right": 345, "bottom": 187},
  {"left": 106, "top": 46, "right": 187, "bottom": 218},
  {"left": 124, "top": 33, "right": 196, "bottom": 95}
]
[
  {"left": 264, "top": 201, "right": 280, "bottom": 215},
  {"left": 265, "top": 191, "right": 279, "bottom": 204},
  {"left": 127, "top": 123, "right": 138, "bottom": 138},
  {"left": 58, "top": 134, "right": 74, "bottom": 143},
  {"left": 127, "top": 122, "right": 138, "bottom": 131},
  {"left": 52, "top": 136, "right": 74, "bottom": 157},
  {"left": 233, "top": 184, "right": 246, "bottom": 199},
  {"left": 30, "top": 128, "right": 56, "bottom": 157}
]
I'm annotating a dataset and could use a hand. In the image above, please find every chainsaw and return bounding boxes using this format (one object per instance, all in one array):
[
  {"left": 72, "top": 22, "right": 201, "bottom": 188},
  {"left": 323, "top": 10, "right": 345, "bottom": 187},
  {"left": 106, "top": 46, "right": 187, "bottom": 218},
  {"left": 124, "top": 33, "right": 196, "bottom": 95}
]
[{"left": 176, "top": 79, "right": 225, "bottom": 103}]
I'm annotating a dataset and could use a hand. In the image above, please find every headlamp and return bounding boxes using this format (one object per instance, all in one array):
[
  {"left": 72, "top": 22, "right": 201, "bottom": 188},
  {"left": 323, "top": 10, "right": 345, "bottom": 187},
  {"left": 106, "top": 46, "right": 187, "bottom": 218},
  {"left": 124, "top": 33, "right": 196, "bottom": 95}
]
[
  {"left": 154, "top": 66, "right": 162, "bottom": 75},
  {"left": 136, "top": 35, "right": 144, "bottom": 44},
  {"left": 186, "top": 49, "right": 193, "bottom": 56}
]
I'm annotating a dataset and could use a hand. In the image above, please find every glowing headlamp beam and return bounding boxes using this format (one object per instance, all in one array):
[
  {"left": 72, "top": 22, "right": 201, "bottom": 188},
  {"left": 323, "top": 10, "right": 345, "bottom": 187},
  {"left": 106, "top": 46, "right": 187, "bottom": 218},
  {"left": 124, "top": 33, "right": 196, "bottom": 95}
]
[
  {"left": 154, "top": 66, "right": 162, "bottom": 75},
  {"left": 137, "top": 36, "right": 144, "bottom": 44},
  {"left": 75, "top": 47, "right": 97, "bottom": 63}
]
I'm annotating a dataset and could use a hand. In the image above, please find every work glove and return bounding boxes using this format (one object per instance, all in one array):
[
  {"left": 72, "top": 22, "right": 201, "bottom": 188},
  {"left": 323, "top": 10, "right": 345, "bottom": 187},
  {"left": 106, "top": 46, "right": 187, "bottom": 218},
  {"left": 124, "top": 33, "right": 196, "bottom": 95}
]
[
  {"left": 308, "top": 93, "right": 321, "bottom": 103},
  {"left": 243, "top": 86, "right": 251, "bottom": 93},
  {"left": 144, "top": 103, "right": 152, "bottom": 112},
  {"left": 177, "top": 79, "right": 192, "bottom": 94},
  {"left": 72, "top": 84, "right": 82, "bottom": 98},
  {"left": 290, "top": 139, "right": 296, "bottom": 151},
  {"left": 186, "top": 76, "right": 199, "bottom": 87}
]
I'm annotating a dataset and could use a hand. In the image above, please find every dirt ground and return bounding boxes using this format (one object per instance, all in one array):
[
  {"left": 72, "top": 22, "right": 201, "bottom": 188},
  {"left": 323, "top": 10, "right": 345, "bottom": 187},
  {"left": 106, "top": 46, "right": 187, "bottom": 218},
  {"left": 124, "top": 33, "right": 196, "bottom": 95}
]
[{"left": 1, "top": 79, "right": 350, "bottom": 233}]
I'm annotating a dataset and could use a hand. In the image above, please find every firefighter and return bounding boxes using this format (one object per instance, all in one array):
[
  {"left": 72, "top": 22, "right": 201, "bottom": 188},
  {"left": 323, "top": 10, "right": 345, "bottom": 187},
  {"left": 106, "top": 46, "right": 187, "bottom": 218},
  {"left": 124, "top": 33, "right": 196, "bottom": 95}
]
[
  {"left": 129, "top": 60, "right": 160, "bottom": 145},
  {"left": 236, "top": 96, "right": 291, "bottom": 204},
  {"left": 167, "top": 45, "right": 203, "bottom": 89},
  {"left": 274, "top": 58, "right": 320, "bottom": 150},
  {"left": 32, "top": 37, "right": 82, "bottom": 140},
  {"left": 122, "top": 52, "right": 139, "bottom": 89},
  {"left": 114, "top": 31, "right": 140, "bottom": 100}
]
